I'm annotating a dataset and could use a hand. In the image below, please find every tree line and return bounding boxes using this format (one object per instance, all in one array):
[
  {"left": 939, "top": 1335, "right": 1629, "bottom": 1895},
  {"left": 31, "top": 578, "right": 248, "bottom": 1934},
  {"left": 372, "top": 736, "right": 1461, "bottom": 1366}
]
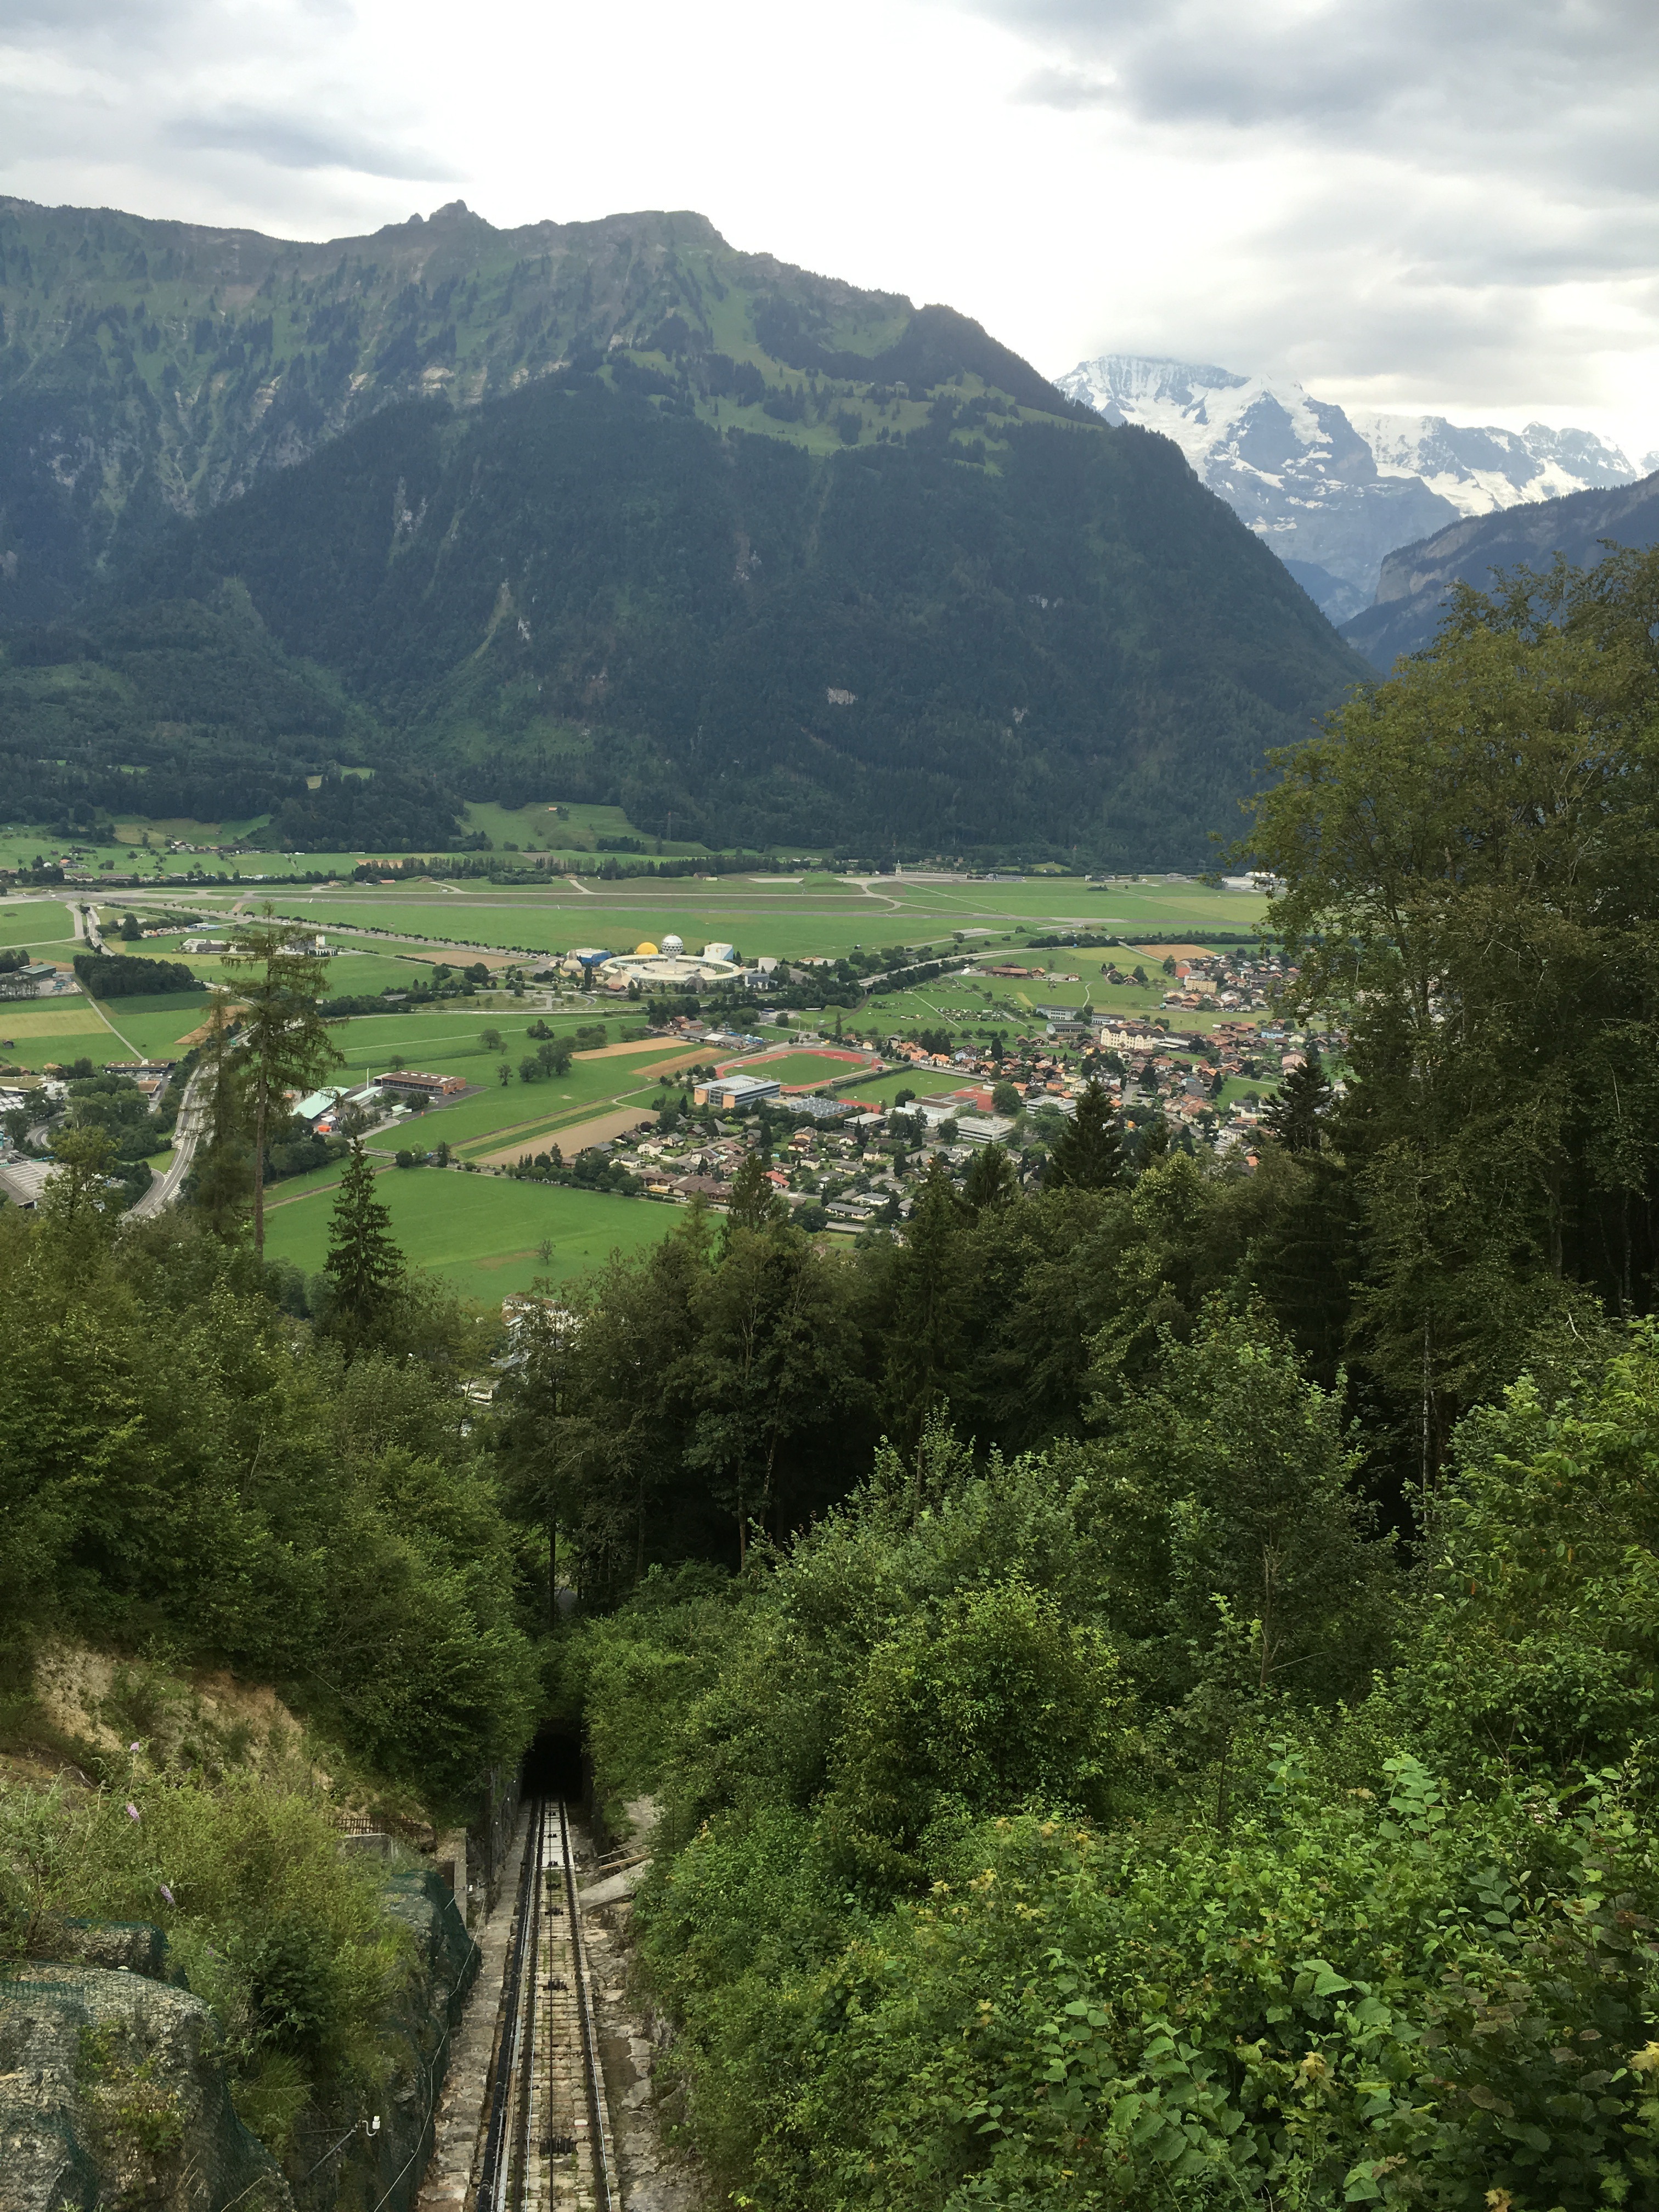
[{"left": 523, "top": 552, "right": 1659, "bottom": 2209}]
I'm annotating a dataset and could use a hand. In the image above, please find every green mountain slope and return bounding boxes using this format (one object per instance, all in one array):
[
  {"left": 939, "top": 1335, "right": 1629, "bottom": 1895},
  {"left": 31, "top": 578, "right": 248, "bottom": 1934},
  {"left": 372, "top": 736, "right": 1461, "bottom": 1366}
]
[
  {"left": 138, "top": 370, "right": 1365, "bottom": 861},
  {"left": 0, "top": 195, "right": 1369, "bottom": 862},
  {"left": 0, "top": 195, "right": 1087, "bottom": 622}
]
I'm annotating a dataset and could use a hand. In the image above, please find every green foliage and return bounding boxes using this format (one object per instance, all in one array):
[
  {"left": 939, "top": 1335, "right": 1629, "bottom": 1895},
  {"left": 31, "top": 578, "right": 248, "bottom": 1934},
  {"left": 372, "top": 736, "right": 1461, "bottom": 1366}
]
[
  {"left": 1, "top": 1763, "right": 410, "bottom": 2154},
  {"left": 1043, "top": 1075, "right": 1122, "bottom": 1191},
  {"left": 222, "top": 915, "right": 343, "bottom": 1254},
  {"left": 572, "top": 1318, "right": 1659, "bottom": 2210},
  {"left": 1250, "top": 548, "right": 1659, "bottom": 1473},
  {"left": 72, "top": 952, "right": 199, "bottom": 996},
  {"left": 0, "top": 1206, "right": 537, "bottom": 1809},
  {"left": 1263, "top": 1043, "right": 1333, "bottom": 1153},
  {"left": 318, "top": 1139, "right": 404, "bottom": 1357}
]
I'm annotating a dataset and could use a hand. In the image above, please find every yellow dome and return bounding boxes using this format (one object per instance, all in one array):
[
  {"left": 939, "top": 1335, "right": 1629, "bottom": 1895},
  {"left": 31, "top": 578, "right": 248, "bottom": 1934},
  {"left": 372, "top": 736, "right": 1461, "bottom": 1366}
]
[{"left": 634, "top": 940, "right": 659, "bottom": 957}]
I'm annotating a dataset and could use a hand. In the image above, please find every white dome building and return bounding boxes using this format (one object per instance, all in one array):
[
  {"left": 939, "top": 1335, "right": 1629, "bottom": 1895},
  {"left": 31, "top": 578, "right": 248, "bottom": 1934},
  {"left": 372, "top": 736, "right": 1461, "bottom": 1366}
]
[{"left": 595, "top": 939, "right": 744, "bottom": 989}]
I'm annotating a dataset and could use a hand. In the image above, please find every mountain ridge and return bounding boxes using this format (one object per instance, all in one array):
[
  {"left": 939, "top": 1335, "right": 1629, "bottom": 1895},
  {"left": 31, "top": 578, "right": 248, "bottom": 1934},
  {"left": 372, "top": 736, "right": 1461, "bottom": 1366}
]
[
  {"left": 1339, "top": 469, "right": 1659, "bottom": 668},
  {"left": 1054, "top": 353, "right": 1639, "bottom": 622},
  {"left": 0, "top": 195, "right": 1368, "bottom": 866},
  {"left": 0, "top": 194, "right": 1084, "bottom": 622}
]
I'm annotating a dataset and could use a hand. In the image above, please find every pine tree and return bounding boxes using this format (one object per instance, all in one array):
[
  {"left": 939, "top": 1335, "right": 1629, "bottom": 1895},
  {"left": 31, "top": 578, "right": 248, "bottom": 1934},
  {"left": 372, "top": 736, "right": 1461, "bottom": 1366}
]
[
  {"left": 323, "top": 1139, "right": 404, "bottom": 1354},
  {"left": 883, "top": 1156, "right": 972, "bottom": 1447},
  {"left": 1045, "top": 1076, "right": 1123, "bottom": 1191},
  {"left": 725, "top": 1150, "right": 786, "bottom": 1235},
  {"left": 191, "top": 992, "right": 253, "bottom": 1239},
  {"left": 962, "top": 1141, "right": 1017, "bottom": 1215},
  {"left": 1263, "top": 1046, "right": 1333, "bottom": 1154},
  {"left": 221, "top": 915, "right": 342, "bottom": 1257}
]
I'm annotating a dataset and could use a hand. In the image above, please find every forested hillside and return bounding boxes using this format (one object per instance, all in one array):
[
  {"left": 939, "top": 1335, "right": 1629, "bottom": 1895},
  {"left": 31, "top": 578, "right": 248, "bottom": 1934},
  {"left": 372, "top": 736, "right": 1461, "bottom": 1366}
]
[
  {"left": 0, "top": 195, "right": 1368, "bottom": 864},
  {"left": 487, "top": 550, "right": 1659, "bottom": 2208},
  {"left": 1344, "top": 467, "right": 1659, "bottom": 668},
  {"left": 126, "top": 370, "right": 1359, "bottom": 860}
]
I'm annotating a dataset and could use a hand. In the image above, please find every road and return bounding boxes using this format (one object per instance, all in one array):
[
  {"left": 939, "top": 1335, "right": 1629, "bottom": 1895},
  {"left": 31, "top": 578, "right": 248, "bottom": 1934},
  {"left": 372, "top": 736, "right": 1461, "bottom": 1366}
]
[{"left": 129, "top": 1063, "right": 208, "bottom": 1219}]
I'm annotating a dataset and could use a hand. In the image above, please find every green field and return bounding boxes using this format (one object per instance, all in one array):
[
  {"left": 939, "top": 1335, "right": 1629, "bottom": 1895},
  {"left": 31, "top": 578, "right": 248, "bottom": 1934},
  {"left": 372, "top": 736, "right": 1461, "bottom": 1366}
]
[
  {"left": 839, "top": 1066, "right": 978, "bottom": 1107},
  {"left": 260, "top": 1165, "right": 674, "bottom": 1296},
  {"left": 742, "top": 1050, "right": 870, "bottom": 1088},
  {"left": 97, "top": 868, "right": 1269, "bottom": 976},
  {"left": 0, "top": 899, "right": 75, "bottom": 949},
  {"left": 0, "top": 1006, "right": 128, "bottom": 1069}
]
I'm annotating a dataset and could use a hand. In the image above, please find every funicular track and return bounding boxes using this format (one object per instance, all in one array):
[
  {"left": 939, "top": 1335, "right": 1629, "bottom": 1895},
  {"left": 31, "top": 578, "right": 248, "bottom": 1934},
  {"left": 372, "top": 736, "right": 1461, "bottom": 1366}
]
[{"left": 473, "top": 1802, "right": 619, "bottom": 2212}]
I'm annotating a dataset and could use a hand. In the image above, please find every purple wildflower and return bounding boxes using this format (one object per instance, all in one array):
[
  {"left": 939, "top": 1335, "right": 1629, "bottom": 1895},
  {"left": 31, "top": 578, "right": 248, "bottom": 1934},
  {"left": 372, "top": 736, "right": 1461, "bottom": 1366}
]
[
  {"left": 129, "top": 1742, "right": 141, "bottom": 1753},
  {"left": 160, "top": 1884, "right": 175, "bottom": 1905},
  {"left": 126, "top": 1802, "right": 139, "bottom": 1821}
]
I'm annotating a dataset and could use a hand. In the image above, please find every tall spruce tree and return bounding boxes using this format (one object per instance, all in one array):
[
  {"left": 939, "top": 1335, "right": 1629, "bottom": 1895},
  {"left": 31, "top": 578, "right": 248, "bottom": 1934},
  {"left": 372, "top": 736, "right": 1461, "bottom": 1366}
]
[
  {"left": 883, "top": 1156, "right": 972, "bottom": 1448},
  {"left": 1263, "top": 1045, "right": 1333, "bottom": 1154},
  {"left": 962, "top": 1141, "right": 1018, "bottom": 1215},
  {"left": 1045, "top": 1076, "right": 1123, "bottom": 1191},
  {"left": 221, "top": 915, "right": 341, "bottom": 1257},
  {"left": 190, "top": 992, "right": 253, "bottom": 1239},
  {"left": 322, "top": 1139, "right": 404, "bottom": 1355}
]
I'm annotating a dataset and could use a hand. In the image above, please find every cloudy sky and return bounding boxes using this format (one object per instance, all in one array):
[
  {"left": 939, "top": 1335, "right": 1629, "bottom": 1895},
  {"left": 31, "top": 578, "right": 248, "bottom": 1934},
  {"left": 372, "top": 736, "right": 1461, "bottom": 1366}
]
[{"left": 3, "top": 0, "right": 1655, "bottom": 459}]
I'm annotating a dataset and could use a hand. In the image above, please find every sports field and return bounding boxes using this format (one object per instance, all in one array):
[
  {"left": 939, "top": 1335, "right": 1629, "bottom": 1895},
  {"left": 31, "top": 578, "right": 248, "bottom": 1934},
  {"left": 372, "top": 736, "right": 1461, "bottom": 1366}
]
[
  {"left": 838, "top": 1066, "right": 978, "bottom": 1107},
  {"left": 739, "top": 1048, "right": 873, "bottom": 1089},
  {"left": 259, "top": 1164, "right": 674, "bottom": 1296}
]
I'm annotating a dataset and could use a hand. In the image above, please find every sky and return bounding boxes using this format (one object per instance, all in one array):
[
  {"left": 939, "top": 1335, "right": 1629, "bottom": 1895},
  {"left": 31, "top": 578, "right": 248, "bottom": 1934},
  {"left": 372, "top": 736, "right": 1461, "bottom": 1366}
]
[{"left": 3, "top": 0, "right": 1656, "bottom": 463}]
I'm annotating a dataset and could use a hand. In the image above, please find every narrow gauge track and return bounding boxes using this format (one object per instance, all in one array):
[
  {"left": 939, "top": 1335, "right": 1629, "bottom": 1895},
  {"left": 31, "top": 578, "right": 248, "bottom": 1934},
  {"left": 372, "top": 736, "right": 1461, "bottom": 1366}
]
[{"left": 474, "top": 1801, "right": 619, "bottom": 2212}]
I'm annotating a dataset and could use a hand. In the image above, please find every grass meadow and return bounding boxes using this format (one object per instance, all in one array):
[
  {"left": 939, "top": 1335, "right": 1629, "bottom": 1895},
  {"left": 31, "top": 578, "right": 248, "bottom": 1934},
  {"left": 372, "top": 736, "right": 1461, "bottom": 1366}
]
[{"left": 259, "top": 1165, "right": 674, "bottom": 1296}]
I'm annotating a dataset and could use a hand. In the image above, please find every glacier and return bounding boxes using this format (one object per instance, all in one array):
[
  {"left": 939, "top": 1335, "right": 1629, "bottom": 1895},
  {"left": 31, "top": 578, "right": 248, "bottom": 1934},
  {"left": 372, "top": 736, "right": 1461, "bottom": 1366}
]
[{"left": 1054, "top": 356, "right": 1639, "bottom": 623}]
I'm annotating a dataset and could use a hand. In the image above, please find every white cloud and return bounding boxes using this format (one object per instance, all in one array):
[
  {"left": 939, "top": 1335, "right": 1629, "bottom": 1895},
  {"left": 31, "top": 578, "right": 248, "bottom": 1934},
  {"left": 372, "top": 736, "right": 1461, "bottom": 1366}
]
[{"left": 0, "top": 0, "right": 1653, "bottom": 460}]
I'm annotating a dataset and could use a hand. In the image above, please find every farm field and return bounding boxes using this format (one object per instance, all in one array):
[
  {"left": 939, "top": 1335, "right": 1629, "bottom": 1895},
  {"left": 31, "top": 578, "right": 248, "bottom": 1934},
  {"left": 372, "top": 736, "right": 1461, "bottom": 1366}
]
[
  {"left": 93, "top": 930, "right": 432, "bottom": 1000},
  {"left": 259, "top": 1165, "right": 674, "bottom": 1297},
  {"left": 0, "top": 1002, "right": 131, "bottom": 1069}
]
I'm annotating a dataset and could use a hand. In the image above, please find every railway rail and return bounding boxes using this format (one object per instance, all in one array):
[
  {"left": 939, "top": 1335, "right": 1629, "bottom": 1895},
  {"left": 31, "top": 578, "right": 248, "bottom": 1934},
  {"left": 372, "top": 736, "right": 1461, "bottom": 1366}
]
[{"left": 473, "top": 1801, "right": 620, "bottom": 2212}]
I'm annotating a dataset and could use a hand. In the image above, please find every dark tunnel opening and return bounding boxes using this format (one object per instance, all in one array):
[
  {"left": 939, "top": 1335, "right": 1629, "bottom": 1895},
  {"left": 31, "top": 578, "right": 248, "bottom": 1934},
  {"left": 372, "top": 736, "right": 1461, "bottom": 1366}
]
[{"left": 521, "top": 1720, "right": 584, "bottom": 1802}]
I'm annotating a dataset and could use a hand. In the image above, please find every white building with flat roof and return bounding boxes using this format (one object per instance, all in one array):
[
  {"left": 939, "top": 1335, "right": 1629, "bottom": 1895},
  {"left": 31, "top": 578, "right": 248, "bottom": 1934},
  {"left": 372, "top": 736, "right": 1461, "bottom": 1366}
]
[{"left": 696, "top": 1072, "right": 782, "bottom": 1111}]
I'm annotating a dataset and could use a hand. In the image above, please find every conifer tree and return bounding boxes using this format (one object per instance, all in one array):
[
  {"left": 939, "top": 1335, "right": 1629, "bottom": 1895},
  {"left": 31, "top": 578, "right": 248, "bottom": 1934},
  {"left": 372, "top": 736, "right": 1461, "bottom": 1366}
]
[
  {"left": 191, "top": 992, "right": 253, "bottom": 1240},
  {"left": 1045, "top": 1076, "right": 1123, "bottom": 1191},
  {"left": 962, "top": 1140, "right": 1017, "bottom": 1215},
  {"left": 221, "top": 915, "right": 341, "bottom": 1257},
  {"left": 322, "top": 1139, "right": 404, "bottom": 1355},
  {"left": 725, "top": 1150, "right": 786, "bottom": 1235},
  {"left": 1263, "top": 1046, "right": 1333, "bottom": 1154},
  {"left": 883, "top": 1156, "right": 972, "bottom": 1447}
]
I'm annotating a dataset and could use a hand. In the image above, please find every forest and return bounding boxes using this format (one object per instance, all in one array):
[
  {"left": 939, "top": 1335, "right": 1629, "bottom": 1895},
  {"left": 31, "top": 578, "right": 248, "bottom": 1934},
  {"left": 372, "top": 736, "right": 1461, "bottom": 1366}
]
[
  {"left": 3, "top": 553, "right": 1658, "bottom": 2206},
  {"left": 505, "top": 551, "right": 1659, "bottom": 2206},
  {"left": 126, "top": 370, "right": 1361, "bottom": 866}
]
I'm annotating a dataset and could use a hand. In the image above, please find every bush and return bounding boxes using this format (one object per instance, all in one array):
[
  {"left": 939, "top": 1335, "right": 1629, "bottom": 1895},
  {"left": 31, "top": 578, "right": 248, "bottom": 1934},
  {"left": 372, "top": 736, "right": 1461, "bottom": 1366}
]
[
  {"left": 0, "top": 1763, "right": 405, "bottom": 2150},
  {"left": 0, "top": 1209, "right": 539, "bottom": 1813}
]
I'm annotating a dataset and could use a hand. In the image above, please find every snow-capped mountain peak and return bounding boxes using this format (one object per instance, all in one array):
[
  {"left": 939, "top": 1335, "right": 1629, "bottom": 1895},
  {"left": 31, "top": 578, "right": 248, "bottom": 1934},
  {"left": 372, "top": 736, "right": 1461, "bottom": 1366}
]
[{"left": 1054, "top": 353, "right": 1640, "bottom": 623}]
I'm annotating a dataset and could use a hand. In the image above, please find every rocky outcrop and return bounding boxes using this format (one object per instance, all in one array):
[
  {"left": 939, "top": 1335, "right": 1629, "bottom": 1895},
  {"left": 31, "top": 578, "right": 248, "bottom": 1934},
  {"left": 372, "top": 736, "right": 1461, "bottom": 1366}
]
[
  {"left": 0, "top": 1954, "right": 290, "bottom": 2212},
  {"left": 0, "top": 1872, "right": 476, "bottom": 2212}
]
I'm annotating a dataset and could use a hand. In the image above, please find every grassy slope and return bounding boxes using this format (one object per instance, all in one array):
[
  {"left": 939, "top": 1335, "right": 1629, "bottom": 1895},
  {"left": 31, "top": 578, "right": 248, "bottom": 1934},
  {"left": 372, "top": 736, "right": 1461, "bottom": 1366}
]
[{"left": 260, "top": 1166, "right": 672, "bottom": 1295}]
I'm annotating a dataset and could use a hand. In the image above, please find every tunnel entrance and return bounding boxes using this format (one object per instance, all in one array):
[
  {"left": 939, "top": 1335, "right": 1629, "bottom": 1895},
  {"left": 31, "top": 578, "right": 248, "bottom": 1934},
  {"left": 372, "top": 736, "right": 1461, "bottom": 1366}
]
[{"left": 521, "top": 1720, "right": 583, "bottom": 1802}]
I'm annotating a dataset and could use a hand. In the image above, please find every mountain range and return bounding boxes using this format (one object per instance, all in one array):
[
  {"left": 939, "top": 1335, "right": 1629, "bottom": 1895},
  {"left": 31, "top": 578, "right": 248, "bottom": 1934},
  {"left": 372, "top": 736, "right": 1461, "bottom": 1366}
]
[
  {"left": 1339, "top": 467, "right": 1659, "bottom": 668},
  {"left": 1054, "top": 355, "right": 1645, "bottom": 624},
  {"left": 0, "top": 197, "right": 1368, "bottom": 866}
]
